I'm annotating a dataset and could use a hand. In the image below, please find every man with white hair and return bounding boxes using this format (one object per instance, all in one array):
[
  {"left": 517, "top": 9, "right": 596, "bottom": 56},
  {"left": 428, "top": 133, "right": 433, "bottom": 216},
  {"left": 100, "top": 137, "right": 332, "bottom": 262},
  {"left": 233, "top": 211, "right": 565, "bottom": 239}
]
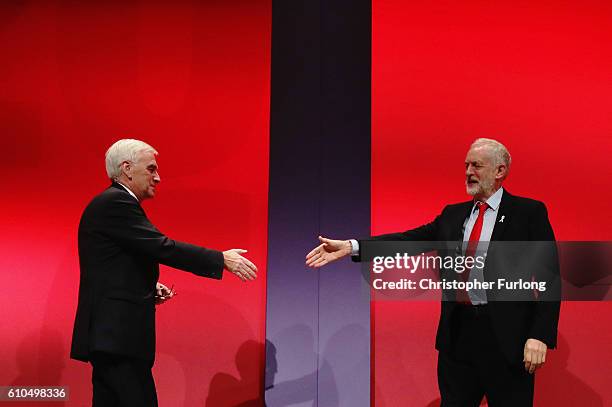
[
  {"left": 306, "top": 138, "right": 560, "bottom": 406},
  {"left": 71, "top": 139, "right": 257, "bottom": 406}
]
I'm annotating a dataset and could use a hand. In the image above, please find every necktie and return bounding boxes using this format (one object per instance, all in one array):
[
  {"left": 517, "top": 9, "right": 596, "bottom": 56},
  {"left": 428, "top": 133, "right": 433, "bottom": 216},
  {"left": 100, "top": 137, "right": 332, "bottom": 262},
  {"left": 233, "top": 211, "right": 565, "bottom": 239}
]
[{"left": 457, "top": 201, "right": 489, "bottom": 303}]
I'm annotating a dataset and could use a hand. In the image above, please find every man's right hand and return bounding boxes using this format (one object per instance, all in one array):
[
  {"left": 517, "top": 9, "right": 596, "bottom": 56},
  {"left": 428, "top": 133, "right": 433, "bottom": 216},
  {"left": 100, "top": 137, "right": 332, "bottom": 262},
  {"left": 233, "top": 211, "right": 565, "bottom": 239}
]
[
  {"left": 223, "top": 249, "right": 258, "bottom": 281},
  {"left": 305, "top": 236, "right": 352, "bottom": 268}
]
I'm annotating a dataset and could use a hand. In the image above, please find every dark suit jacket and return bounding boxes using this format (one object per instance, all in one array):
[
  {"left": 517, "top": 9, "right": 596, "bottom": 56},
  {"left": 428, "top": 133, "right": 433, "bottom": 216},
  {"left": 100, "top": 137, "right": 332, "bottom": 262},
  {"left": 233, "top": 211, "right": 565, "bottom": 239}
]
[
  {"left": 71, "top": 182, "right": 225, "bottom": 362},
  {"left": 358, "top": 190, "right": 561, "bottom": 364}
]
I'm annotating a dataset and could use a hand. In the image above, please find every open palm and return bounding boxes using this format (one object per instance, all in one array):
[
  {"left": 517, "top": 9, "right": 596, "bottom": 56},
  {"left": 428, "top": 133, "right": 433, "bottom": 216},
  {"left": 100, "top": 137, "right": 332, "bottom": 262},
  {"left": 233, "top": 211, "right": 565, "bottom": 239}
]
[{"left": 305, "top": 236, "right": 351, "bottom": 268}]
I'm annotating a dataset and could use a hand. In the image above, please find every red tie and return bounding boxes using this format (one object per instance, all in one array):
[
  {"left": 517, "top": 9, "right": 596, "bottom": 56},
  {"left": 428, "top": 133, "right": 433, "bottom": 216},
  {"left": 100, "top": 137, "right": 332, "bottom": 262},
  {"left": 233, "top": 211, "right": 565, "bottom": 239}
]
[{"left": 457, "top": 201, "right": 489, "bottom": 303}]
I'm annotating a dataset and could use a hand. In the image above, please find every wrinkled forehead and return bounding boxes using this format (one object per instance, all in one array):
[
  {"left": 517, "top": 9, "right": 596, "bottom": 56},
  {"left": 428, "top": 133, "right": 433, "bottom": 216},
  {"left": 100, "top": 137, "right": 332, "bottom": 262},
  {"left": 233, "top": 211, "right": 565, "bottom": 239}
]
[
  {"left": 134, "top": 149, "right": 158, "bottom": 164},
  {"left": 465, "top": 145, "right": 494, "bottom": 163}
]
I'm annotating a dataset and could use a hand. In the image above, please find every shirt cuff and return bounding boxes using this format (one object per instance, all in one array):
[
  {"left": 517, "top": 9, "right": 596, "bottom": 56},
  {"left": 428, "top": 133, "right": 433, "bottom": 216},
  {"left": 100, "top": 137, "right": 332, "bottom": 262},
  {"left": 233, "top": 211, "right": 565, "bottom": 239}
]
[{"left": 349, "top": 239, "right": 359, "bottom": 256}]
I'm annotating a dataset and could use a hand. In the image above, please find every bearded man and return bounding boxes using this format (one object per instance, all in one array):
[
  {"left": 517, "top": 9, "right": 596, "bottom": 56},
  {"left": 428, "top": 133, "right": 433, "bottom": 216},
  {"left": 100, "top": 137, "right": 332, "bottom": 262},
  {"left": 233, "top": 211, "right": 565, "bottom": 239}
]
[{"left": 306, "top": 138, "right": 560, "bottom": 407}]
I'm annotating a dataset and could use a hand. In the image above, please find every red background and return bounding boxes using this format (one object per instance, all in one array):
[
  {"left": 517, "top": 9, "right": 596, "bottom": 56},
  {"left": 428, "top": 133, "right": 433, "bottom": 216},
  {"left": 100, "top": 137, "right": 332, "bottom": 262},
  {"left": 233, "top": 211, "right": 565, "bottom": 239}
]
[
  {"left": 2, "top": 1, "right": 612, "bottom": 405},
  {"left": 0, "top": 1, "right": 270, "bottom": 406},
  {"left": 372, "top": 0, "right": 612, "bottom": 405}
]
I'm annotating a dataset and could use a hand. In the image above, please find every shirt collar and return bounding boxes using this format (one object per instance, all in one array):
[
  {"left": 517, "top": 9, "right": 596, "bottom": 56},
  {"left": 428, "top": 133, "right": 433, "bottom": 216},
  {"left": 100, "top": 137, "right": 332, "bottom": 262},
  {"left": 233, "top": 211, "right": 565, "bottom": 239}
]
[
  {"left": 472, "top": 187, "right": 504, "bottom": 213},
  {"left": 115, "top": 181, "right": 139, "bottom": 202}
]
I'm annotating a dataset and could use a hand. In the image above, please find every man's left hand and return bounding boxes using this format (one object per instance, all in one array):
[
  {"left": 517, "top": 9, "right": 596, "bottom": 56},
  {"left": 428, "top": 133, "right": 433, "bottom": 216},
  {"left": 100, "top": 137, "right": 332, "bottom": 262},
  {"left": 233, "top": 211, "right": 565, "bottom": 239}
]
[
  {"left": 523, "top": 338, "right": 547, "bottom": 374},
  {"left": 155, "top": 282, "right": 176, "bottom": 305}
]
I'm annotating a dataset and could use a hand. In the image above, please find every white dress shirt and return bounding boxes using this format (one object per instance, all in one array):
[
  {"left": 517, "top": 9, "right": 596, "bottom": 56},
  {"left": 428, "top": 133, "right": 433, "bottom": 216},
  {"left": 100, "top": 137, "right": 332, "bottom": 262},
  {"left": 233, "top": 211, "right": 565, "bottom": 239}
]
[{"left": 462, "top": 187, "right": 504, "bottom": 304}]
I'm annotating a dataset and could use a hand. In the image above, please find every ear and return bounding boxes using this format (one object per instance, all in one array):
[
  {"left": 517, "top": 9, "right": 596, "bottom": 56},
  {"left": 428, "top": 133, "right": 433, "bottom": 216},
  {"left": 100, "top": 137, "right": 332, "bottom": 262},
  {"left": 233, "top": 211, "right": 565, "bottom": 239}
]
[
  {"left": 495, "top": 164, "right": 508, "bottom": 180},
  {"left": 121, "top": 161, "right": 133, "bottom": 180}
]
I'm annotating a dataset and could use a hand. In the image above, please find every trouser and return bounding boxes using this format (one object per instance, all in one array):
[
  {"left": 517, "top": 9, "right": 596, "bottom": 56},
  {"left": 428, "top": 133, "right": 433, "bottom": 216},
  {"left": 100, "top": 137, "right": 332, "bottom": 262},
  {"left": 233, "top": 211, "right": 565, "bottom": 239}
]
[
  {"left": 90, "top": 352, "right": 158, "bottom": 407},
  {"left": 438, "top": 305, "right": 534, "bottom": 407}
]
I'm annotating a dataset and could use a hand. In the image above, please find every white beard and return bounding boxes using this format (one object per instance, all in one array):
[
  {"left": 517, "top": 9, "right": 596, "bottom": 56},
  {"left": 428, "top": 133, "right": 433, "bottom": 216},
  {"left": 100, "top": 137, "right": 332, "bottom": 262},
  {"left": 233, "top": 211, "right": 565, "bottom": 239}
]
[{"left": 466, "top": 178, "right": 494, "bottom": 197}]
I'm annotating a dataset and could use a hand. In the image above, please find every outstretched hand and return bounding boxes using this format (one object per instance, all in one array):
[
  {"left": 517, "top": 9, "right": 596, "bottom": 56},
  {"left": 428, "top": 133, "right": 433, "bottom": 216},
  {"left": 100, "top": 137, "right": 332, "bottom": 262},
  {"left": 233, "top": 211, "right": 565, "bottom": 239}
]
[
  {"left": 305, "top": 236, "right": 352, "bottom": 268},
  {"left": 223, "top": 249, "right": 258, "bottom": 281}
]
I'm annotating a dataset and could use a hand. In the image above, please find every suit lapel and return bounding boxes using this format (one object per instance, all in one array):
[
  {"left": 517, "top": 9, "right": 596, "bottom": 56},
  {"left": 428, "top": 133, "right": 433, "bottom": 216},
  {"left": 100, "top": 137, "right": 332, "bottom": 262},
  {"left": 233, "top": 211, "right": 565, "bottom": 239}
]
[
  {"left": 490, "top": 190, "right": 514, "bottom": 241},
  {"left": 449, "top": 201, "right": 474, "bottom": 241}
]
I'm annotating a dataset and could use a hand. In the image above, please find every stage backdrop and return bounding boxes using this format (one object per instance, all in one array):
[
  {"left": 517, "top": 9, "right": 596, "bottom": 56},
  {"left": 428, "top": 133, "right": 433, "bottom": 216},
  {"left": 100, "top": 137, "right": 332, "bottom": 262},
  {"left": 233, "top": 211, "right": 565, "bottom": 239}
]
[
  {"left": 0, "top": 1, "right": 270, "bottom": 406},
  {"left": 372, "top": 0, "right": 612, "bottom": 405}
]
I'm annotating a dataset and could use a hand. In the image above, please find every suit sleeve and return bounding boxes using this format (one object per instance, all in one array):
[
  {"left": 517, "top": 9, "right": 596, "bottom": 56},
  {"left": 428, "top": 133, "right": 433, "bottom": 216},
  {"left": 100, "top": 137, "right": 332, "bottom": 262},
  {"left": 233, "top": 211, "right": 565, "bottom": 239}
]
[
  {"left": 102, "top": 196, "right": 224, "bottom": 279},
  {"left": 527, "top": 201, "right": 561, "bottom": 349},
  {"left": 352, "top": 209, "right": 444, "bottom": 262}
]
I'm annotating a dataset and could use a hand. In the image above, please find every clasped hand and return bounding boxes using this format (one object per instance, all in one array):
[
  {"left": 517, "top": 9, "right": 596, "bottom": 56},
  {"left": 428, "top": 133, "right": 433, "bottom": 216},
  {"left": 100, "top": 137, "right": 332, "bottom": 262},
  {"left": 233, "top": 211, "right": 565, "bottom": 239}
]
[
  {"left": 524, "top": 338, "right": 547, "bottom": 374},
  {"left": 155, "top": 282, "right": 176, "bottom": 305}
]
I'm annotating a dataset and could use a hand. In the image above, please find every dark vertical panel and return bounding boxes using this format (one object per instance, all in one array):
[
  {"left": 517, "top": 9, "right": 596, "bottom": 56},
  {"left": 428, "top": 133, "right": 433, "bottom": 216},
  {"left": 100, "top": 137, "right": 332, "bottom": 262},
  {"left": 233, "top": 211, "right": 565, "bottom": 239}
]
[
  {"left": 317, "top": 1, "right": 371, "bottom": 405},
  {"left": 266, "top": 0, "right": 371, "bottom": 405},
  {"left": 266, "top": 1, "right": 322, "bottom": 405}
]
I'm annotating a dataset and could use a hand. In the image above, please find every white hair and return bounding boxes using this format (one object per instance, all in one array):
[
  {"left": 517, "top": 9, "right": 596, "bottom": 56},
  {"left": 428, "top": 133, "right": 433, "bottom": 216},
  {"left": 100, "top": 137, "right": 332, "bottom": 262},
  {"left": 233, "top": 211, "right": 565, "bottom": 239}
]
[
  {"left": 105, "top": 139, "right": 157, "bottom": 180},
  {"left": 470, "top": 138, "right": 512, "bottom": 169}
]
